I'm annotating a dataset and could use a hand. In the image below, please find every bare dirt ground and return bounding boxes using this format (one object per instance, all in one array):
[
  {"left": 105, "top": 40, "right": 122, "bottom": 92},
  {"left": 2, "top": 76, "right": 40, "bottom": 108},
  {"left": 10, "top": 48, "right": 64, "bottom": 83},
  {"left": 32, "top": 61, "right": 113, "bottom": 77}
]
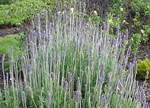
[{"left": 0, "top": 22, "right": 31, "bottom": 37}]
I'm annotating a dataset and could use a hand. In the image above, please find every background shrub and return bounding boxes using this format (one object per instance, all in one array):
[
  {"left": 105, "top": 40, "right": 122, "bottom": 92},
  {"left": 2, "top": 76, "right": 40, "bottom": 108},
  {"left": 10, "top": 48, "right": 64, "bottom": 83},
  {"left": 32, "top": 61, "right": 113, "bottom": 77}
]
[{"left": 137, "top": 59, "right": 150, "bottom": 79}]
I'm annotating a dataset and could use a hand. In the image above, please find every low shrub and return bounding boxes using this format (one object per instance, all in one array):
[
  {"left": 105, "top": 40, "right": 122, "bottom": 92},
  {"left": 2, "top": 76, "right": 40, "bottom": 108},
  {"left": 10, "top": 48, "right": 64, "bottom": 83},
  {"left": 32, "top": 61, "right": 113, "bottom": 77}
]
[
  {"left": 0, "top": 0, "right": 49, "bottom": 26},
  {"left": 0, "top": 10, "right": 149, "bottom": 108},
  {"left": 137, "top": 59, "right": 150, "bottom": 79},
  {"left": 0, "top": 33, "right": 24, "bottom": 57},
  {"left": 0, "top": 0, "right": 75, "bottom": 27}
]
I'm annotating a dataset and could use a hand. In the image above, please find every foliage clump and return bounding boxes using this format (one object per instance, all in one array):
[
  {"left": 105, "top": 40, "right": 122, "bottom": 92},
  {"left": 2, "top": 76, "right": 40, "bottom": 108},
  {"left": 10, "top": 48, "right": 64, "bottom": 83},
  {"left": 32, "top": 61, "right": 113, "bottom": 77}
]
[
  {"left": 0, "top": 0, "right": 75, "bottom": 27},
  {"left": 0, "top": 33, "right": 25, "bottom": 72},
  {"left": 137, "top": 59, "right": 150, "bottom": 79},
  {"left": 0, "top": 0, "right": 48, "bottom": 26},
  {"left": 0, "top": 33, "right": 25, "bottom": 57}
]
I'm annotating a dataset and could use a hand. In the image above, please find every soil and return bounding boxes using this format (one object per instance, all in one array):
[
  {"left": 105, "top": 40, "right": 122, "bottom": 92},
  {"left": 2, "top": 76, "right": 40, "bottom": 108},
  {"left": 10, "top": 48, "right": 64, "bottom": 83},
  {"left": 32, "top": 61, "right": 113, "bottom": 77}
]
[
  {"left": 137, "top": 40, "right": 150, "bottom": 60},
  {"left": 0, "top": 22, "right": 150, "bottom": 106},
  {"left": 0, "top": 21, "right": 32, "bottom": 37}
]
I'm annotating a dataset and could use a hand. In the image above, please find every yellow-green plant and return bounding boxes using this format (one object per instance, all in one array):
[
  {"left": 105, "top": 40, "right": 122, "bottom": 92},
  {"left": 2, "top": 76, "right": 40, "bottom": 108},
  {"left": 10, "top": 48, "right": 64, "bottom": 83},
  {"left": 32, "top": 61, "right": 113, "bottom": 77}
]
[
  {"left": 137, "top": 59, "right": 150, "bottom": 79},
  {"left": 0, "top": 0, "right": 49, "bottom": 26}
]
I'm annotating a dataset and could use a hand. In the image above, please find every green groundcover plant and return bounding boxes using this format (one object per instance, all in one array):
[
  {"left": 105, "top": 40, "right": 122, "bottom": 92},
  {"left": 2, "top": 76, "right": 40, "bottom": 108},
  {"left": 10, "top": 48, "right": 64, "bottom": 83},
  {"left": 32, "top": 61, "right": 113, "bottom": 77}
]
[
  {"left": 0, "top": 0, "right": 48, "bottom": 26},
  {"left": 0, "top": 9, "right": 149, "bottom": 108},
  {"left": 0, "top": 33, "right": 24, "bottom": 57},
  {"left": 0, "top": 33, "right": 25, "bottom": 72},
  {"left": 137, "top": 59, "right": 150, "bottom": 79},
  {"left": 0, "top": 0, "right": 75, "bottom": 27}
]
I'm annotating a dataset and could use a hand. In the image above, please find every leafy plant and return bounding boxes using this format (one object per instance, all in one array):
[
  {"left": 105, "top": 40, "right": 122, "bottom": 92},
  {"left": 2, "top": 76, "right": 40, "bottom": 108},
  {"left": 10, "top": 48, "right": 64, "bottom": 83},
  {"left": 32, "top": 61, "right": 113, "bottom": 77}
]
[
  {"left": 131, "top": 33, "right": 142, "bottom": 52},
  {"left": 137, "top": 59, "right": 150, "bottom": 79},
  {"left": 0, "top": 0, "right": 49, "bottom": 26},
  {"left": 104, "top": 0, "right": 150, "bottom": 52},
  {"left": 0, "top": 33, "right": 25, "bottom": 58}
]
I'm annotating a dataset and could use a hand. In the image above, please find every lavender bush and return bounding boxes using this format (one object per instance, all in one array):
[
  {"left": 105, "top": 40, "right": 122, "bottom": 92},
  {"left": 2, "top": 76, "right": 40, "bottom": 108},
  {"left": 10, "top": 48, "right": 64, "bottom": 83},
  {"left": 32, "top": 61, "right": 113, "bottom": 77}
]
[{"left": 0, "top": 9, "right": 149, "bottom": 108}]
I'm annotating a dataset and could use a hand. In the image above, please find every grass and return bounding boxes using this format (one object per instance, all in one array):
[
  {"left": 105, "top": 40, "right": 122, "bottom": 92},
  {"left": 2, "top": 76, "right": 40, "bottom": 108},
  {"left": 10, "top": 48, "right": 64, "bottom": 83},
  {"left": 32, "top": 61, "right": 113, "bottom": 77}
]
[
  {"left": 0, "top": 33, "right": 25, "bottom": 72},
  {"left": 0, "top": 10, "right": 149, "bottom": 108},
  {"left": 0, "top": 33, "right": 24, "bottom": 57}
]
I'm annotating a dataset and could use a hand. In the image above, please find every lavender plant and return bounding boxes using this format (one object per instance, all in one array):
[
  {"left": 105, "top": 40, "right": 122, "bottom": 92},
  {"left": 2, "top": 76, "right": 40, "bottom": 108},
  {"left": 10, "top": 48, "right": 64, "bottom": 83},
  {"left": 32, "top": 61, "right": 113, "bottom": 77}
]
[{"left": 0, "top": 9, "right": 149, "bottom": 108}]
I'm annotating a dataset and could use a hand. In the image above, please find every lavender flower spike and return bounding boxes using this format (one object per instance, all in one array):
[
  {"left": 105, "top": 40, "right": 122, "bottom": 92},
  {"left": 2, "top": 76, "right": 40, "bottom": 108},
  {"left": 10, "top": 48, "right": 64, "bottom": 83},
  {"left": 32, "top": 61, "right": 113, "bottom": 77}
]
[
  {"left": 68, "top": 72, "right": 73, "bottom": 82},
  {"left": 74, "top": 90, "right": 81, "bottom": 102},
  {"left": 77, "top": 77, "right": 81, "bottom": 90},
  {"left": 117, "top": 80, "right": 123, "bottom": 95},
  {"left": 107, "top": 73, "right": 111, "bottom": 85}
]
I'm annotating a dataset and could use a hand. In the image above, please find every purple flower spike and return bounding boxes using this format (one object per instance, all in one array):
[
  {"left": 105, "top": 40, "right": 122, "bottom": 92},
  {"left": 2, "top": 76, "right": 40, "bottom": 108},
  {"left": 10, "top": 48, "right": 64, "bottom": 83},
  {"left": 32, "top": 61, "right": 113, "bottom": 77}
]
[
  {"left": 27, "top": 64, "right": 32, "bottom": 73},
  {"left": 117, "top": 80, "right": 123, "bottom": 95},
  {"left": 74, "top": 90, "right": 81, "bottom": 102},
  {"left": 48, "top": 22, "right": 51, "bottom": 42},
  {"left": 98, "top": 45, "right": 101, "bottom": 56},
  {"left": 129, "top": 62, "right": 133, "bottom": 73},
  {"left": 101, "top": 64, "right": 105, "bottom": 78},
  {"left": 68, "top": 72, "right": 73, "bottom": 81},
  {"left": 24, "top": 38, "right": 28, "bottom": 46},
  {"left": 107, "top": 73, "right": 111, "bottom": 85},
  {"left": 36, "top": 13, "right": 41, "bottom": 38},
  {"left": 32, "top": 30, "right": 36, "bottom": 43},
  {"left": 43, "top": 10, "right": 48, "bottom": 15},
  {"left": 140, "top": 88, "right": 145, "bottom": 101},
  {"left": 138, "top": 89, "right": 142, "bottom": 101},
  {"left": 29, "top": 30, "right": 33, "bottom": 41},
  {"left": 98, "top": 77, "right": 103, "bottom": 86},
  {"left": 57, "top": 11, "right": 62, "bottom": 22},
  {"left": 36, "top": 13, "right": 40, "bottom": 22},
  {"left": 117, "top": 33, "right": 122, "bottom": 44},
  {"left": 100, "top": 95, "right": 107, "bottom": 107},
  {"left": 77, "top": 77, "right": 81, "bottom": 90},
  {"left": 80, "top": 37, "right": 82, "bottom": 46},
  {"left": 10, "top": 59, "right": 14, "bottom": 65},
  {"left": 36, "top": 13, "right": 41, "bottom": 30}
]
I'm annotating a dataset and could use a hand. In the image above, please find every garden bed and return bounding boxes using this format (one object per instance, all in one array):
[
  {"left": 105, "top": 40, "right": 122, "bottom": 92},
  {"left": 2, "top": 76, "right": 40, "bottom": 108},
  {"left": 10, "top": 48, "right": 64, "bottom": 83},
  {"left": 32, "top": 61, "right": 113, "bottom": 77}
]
[{"left": 0, "top": 0, "right": 150, "bottom": 107}]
